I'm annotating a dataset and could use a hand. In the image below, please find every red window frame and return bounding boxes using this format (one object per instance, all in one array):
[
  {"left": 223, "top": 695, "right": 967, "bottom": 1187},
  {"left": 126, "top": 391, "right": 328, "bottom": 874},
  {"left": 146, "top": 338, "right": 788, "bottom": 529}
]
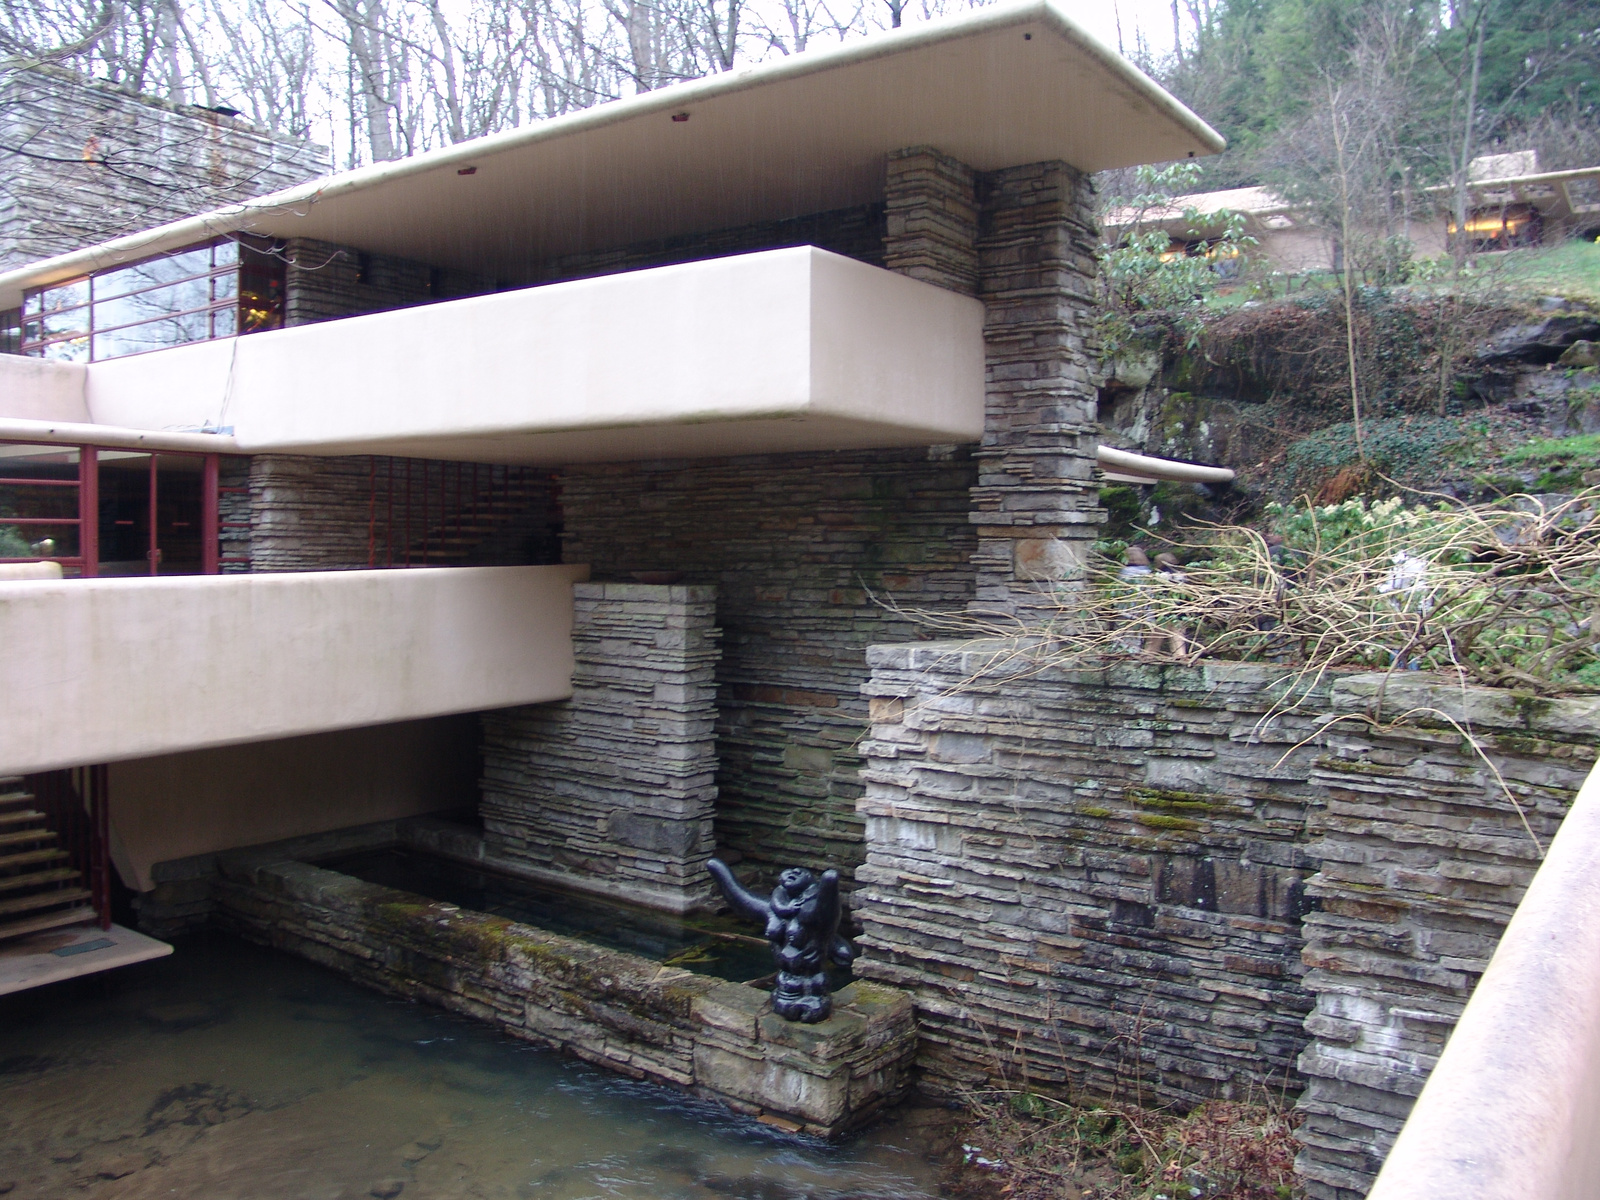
[{"left": 0, "top": 442, "right": 223, "bottom": 577}]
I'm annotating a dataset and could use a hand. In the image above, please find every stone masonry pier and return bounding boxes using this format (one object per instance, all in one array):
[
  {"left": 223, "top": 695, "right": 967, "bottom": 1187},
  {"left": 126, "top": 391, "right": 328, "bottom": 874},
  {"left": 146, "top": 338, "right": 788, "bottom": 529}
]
[{"left": 481, "top": 583, "right": 722, "bottom": 914}]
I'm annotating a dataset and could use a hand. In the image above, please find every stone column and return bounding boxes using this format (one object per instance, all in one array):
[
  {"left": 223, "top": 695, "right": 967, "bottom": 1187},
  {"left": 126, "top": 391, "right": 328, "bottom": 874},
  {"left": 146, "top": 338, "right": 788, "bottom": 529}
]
[
  {"left": 970, "top": 161, "right": 1104, "bottom": 619},
  {"left": 480, "top": 582, "right": 723, "bottom": 913},
  {"left": 883, "top": 146, "right": 979, "bottom": 296}
]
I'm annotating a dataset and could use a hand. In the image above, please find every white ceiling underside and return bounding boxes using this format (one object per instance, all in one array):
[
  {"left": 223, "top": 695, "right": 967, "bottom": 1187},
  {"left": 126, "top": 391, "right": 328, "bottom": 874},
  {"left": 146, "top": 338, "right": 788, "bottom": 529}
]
[{"left": 0, "top": 0, "right": 1221, "bottom": 308}]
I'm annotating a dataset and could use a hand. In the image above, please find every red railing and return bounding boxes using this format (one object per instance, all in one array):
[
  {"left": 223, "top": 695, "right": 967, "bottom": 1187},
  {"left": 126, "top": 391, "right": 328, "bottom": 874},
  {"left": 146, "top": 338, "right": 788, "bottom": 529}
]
[{"left": 24, "top": 766, "right": 112, "bottom": 930}]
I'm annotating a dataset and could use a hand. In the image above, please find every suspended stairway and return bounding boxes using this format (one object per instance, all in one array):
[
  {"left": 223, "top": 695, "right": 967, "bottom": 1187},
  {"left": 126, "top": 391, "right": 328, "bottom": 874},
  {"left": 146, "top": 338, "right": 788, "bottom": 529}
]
[{"left": 0, "top": 774, "right": 103, "bottom": 941}]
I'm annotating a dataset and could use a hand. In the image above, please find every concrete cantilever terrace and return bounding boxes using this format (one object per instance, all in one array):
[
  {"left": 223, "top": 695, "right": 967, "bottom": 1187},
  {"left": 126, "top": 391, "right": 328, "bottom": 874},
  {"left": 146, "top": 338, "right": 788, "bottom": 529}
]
[{"left": 0, "top": 0, "right": 1222, "bottom": 308}]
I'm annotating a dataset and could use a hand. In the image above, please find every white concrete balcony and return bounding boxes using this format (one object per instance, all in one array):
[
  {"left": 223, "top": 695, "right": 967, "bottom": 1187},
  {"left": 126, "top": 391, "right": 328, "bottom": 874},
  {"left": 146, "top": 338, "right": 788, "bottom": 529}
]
[
  {"left": 6, "top": 248, "right": 984, "bottom": 465},
  {"left": 0, "top": 564, "right": 587, "bottom": 778}
]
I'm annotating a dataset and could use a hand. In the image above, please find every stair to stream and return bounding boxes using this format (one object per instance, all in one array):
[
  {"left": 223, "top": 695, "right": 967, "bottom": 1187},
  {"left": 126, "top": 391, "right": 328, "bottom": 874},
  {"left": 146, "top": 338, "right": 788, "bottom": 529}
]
[{"left": 0, "top": 778, "right": 95, "bottom": 940}]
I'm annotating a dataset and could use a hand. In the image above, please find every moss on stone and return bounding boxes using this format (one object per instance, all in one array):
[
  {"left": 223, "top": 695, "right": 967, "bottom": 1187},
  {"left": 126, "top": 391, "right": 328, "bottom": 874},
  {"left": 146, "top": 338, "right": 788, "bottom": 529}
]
[
  {"left": 1079, "top": 806, "right": 1113, "bottom": 819},
  {"left": 1508, "top": 689, "right": 1554, "bottom": 728},
  {"left": 1135, "top": 814, "right": 1203, "bottom": 832},
  {"left": 1125, "top": 787, "right": 1228, "bottom": 814}
]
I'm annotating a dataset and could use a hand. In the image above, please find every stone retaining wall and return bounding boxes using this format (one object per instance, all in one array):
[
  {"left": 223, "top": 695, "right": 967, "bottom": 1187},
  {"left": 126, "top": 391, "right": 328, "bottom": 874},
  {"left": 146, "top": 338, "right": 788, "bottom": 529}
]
[
  {"left": 1296, "top": 676, "right": 1600, "bottom": 1199},
  {"left": 213, "top": 849, "right": 917, "bottom": 1137},
  {"left": 481, "top": 583, "right": 723, "bottom": 913},
  {"left": 856, "top": 642, "right": 1599, "bottom": 1198},
  {"left": 858, "top": 646, "right": 1330, "bottom": 1104}
]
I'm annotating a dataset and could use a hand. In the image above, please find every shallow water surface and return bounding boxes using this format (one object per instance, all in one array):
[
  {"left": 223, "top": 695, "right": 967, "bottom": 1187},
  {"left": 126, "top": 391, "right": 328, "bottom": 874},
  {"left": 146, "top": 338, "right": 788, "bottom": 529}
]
[{"left": 0, "top": 933, "right": 945, "bottom": 1199}]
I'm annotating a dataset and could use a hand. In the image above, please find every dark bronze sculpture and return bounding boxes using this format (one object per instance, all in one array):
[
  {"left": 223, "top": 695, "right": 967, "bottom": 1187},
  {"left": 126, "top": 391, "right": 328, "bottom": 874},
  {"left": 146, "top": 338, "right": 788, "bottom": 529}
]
[{"left": 706, "top": 859, "right": 855, "bottom": 1023}]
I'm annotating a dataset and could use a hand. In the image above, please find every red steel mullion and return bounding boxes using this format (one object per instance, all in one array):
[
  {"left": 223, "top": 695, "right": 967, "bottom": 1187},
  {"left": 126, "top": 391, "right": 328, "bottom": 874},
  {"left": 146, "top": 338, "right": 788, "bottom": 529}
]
[
  {"left": 81, "top": 447, "right": 97, "bottom": 577},
  {"left": 0, "top": 477, "right": 79, "bottom": 487},
  {"left": 99, "top": 765, "right": 111, "bottom": 929},
  {"left": 422, "top": 462, "right": 431, "bottom": 565},
  {"left": 386, "top": 458, "right": 394, "bottom": 567},
  {"left": 202, "top": 454, "right": 219, "bottom": 574}
]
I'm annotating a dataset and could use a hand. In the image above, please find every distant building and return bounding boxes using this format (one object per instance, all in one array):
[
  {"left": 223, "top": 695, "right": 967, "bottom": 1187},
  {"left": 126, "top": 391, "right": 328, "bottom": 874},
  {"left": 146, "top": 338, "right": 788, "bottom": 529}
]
[
  {"left": 1104, "top": 152, "right": 1600, "bottom": 273},
  {"left": 0, "top": 65, "right": 328, "bottom": 278}
]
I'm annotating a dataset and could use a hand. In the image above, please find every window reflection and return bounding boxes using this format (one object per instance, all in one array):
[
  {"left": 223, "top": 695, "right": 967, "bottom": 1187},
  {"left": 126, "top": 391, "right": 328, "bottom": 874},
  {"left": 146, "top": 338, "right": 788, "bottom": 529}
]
[{"left": 20, "top": 237, "right": 283, "bottom": 362}]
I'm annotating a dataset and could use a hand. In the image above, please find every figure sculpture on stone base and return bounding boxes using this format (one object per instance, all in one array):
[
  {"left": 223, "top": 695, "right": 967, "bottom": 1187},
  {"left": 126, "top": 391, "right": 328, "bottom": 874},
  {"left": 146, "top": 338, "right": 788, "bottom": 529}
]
[{"left": 706, "top": 859, "right": 855, "bottom": 1023}]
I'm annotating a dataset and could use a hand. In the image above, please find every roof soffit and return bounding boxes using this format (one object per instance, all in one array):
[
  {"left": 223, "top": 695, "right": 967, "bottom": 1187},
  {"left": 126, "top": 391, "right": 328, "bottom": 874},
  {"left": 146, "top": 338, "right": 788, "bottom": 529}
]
[{"left": 0, "top": 0, "right": 1221, "bottom": 306}]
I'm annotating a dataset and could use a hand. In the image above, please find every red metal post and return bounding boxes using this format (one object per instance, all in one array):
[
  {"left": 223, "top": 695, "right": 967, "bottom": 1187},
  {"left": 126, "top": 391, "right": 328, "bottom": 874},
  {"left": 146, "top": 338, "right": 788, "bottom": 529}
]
[
  {"left": 80, "top": 446, "right": 98, "bottom": 577},
  {"left": 96, "top": 765, "right": 110, "bottom": 929},
  {"left": 201, "top": 453, "right": 219, "bottom": 574},
  {"left": 422, "top": 461, "right": 430, "bottom": 565}
]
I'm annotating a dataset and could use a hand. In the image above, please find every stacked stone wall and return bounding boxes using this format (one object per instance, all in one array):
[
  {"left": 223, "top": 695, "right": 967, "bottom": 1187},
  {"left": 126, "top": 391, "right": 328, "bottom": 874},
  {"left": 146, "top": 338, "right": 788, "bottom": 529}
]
[
  {"left": 969, "top": 161, "right": 1105, "bottom": 616},
  {"left": 536, "top": 203, "right": 885, "bottom": 284},
  {"left": 858, "top": 646, "right": 1329, "bottom": 1104},
  {"left": 481, "top": 583, "right": 723, "bottom": 913},
  {"left": 558, "top": 448, "right": 978, "bottom": 885},
  {"left": 1295, "top": 676, "right": 1599, "bottom": 1199},
  {"left": 217, "top": 454, "right": 252, "bottom": 573},
  {"left": 0, "top": 65, "right": 327, "bottom": 272},
  {"left": 282, "top": 237, "right": 492, "bottom": 326},
  {"left": 857, "top": 643, "right": 1599, "bottom": 1198}
]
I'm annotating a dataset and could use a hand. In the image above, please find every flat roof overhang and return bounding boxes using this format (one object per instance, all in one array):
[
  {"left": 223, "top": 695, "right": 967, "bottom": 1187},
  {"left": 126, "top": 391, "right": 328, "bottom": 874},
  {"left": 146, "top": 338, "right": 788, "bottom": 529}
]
[{"left": 0, "top": 0, "right": 1221, "bottom": 310}]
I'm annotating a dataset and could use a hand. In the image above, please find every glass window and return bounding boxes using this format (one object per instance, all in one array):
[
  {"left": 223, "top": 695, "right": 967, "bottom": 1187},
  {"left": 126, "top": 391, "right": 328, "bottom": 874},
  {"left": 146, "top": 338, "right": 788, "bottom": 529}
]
[
  {"left": 93, "top": 277, "right": 212, "bottom": 332},
  {"left": 25, "top": 279, "right": 90, "bottom": 316},
  {"left": 0, "top": 445, "right": 82, "bottom": 566},
  {"left": 20, "top": 238, "right": 280, "bottom": 362},
  {"left": 94, "top": 245, "right": 218, "bottom": 302}
]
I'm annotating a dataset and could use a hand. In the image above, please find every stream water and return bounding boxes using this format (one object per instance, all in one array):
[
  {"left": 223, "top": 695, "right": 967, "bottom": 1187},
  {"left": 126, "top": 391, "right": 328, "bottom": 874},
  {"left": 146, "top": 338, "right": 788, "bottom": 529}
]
[{"left": 0, "top": 933, "right": 949, "bottom": 1200}]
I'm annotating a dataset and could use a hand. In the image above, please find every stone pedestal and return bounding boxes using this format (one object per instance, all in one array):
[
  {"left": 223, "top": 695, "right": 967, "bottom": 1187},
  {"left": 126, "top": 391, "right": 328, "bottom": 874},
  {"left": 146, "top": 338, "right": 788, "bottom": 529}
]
[{"left": 692, "top": 979, "right": 917, "bottom": 1136}]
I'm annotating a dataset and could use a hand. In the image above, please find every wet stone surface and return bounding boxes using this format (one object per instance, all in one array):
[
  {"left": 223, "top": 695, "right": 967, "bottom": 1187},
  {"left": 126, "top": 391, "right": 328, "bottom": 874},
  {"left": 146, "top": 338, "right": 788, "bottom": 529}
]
[{"left": 0, "top": 933, "right": 949, "bottom": 1199}]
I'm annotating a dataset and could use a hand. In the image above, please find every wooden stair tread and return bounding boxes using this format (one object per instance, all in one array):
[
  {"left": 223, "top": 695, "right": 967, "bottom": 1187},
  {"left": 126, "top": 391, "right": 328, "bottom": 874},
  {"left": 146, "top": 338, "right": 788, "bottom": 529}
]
[
  {"left": 0, "top": 849, "right": 71, "bottom": 871},
  {"left": 0, "top": 828, "right": 58, "bottom": 848},
  {"left": 0, "top": 906, "right": 96, "bottom": 941},
  {"left": 0, "top": 792, "right": 35, "bottom": 809},
  {"left": 0, "top": 888, "right": 92, "bottom": 919},
  {"left": 0, "top": 867, "right": 80, "bottom": 893},
  {"left": 0, "top": 810, "right": 45, "bottom": 828}
]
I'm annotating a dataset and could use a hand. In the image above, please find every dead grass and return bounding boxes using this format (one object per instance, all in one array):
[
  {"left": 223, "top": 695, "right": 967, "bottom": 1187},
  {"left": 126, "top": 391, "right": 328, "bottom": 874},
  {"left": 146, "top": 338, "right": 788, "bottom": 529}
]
[{"left": 950, "top": 1090, "right": 1301, "bottom": 1200}]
